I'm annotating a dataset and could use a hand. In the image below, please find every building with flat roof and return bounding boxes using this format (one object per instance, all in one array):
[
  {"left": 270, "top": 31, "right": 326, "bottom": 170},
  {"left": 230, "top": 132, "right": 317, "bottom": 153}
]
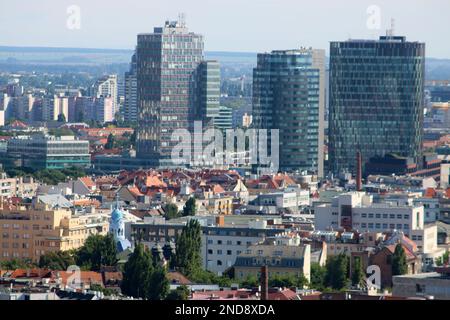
[
  {"left": 329, "top": 35, "right": 425, "bottom": 175},
  {"left": 6, "top": 134, "right": 90, "bottom": 170},
  {"left": 131, "top": 215, "right": 287, "bottom": 275},
  {"left": 0, "top": 201, "right": 109, "bottom": 262},
  {"left": 393, "top": 267, "right": 450, "bottom": 300},
  {"left": 253, "top": 48, "right": 325, "bottom": 176}
]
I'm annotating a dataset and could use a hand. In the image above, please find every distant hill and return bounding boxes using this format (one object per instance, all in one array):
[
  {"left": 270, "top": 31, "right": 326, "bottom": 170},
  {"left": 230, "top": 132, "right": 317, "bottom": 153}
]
[{"left": 0, "top": 46, "right": 449, "bottom": 80}]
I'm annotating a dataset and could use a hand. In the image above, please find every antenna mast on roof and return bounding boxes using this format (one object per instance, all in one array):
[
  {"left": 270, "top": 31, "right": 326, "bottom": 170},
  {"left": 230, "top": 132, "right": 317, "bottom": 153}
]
[
  {"left": 178, "top": 12, "right": 186, "bottom": 27},
  {"left": 386, "top": 18, "right": 395, "bottom": 38}
]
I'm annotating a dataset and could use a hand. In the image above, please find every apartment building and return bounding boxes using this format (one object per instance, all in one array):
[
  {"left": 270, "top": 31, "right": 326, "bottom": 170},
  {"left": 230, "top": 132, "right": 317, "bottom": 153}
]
[
  {"left": 131, "top": 215, "right": 286, "bottom": 275},
  {"left": 0, "top": 202, "right": 108, "bottom": 262},
  {"left": 234, "top": 237, "right": 311, "bottom": 282},
  {"left": 0, "top": 173, "right": 38, "bottom": 198}
]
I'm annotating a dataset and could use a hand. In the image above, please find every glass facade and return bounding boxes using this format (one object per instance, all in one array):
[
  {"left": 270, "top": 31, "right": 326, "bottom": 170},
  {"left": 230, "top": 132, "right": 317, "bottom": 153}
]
[
  {"left": 196, "top": 60, "right": 220, "bottom": 126},
  {"left": 136, "top": 20, "right": 204, "bottom": 165},
  {"left": 253, "top": 49, "right": 325, "bottom": 175},
  {"left": 329, "top": 36, "right": 425, "bottom": 175}
]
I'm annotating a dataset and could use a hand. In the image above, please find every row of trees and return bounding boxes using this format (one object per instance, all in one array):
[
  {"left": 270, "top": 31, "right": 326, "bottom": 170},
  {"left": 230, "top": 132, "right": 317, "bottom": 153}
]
[{"left": 6, "top": 166, "right": 86, "bottom": 185}]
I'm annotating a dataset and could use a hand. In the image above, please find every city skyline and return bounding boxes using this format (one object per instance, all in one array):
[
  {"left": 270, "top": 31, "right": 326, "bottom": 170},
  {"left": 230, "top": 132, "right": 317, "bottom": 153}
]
[{"left": 1, "top": 0, "right": 450, "bottom": 58}]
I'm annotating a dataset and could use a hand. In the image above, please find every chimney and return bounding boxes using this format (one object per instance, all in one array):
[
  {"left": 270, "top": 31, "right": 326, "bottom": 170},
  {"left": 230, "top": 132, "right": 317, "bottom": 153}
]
[
  {"left": 215, "top": 215, "right": 225, "bottom": 227},
  {"left": 260, "top": 265, "right": 269, "bottom": 301},
  {"left": 356, "top": 151, "right": 362, "bottom": 191}
]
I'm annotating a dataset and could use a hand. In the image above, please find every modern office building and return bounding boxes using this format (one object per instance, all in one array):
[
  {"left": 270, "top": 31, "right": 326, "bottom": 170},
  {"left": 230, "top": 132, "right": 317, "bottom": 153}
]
[
  {"left": 7, "top": 134, "right": 90, "bottom": 169},
  {"left": 196, "top": 60, "right": 220, "bottom": 127},
  {"left": 136, "top": 19, "right": 204, "bottom": 167},
  {"left": 214, "top": 105, "right": 233, "bottom": 131},
  {"left": 253, "top": 48, "right": 325, "bottom": 176},
  {"left": 124, "top": 52, "right": 138, "bottom": 124},
  {"left": 328, "top": 35, "right": 425, "bottom": 175}
]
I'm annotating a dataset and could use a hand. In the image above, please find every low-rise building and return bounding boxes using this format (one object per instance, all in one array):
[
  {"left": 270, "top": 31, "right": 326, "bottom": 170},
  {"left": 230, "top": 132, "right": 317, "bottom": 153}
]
[
  {"left": 6, "top": 134, "right": 90, "bottom": 170},
  {"left": 234, "top": 241, "right": 311, "bottom": 283},
  {"left": 393, "top": 267, "right": 450, "bottom": 300}
]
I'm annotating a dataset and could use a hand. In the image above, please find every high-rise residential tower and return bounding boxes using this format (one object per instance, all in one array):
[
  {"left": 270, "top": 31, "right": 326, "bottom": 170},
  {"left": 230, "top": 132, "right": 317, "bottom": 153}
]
[
  {"left": 90, "top": 74, "right": 118, "bottom": 117},
  {"left": 329, "top": 35, "right": 425, "bottom": 175},
  {"left": 253, "top": 48, "right": 325, "bottom": 176},
  {"left": 136, "top": 19, "right": 204, "bottom": 166}
]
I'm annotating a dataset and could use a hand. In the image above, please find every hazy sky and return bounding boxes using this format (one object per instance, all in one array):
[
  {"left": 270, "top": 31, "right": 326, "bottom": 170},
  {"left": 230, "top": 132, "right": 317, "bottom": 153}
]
[{"left": 1, "top": 0, "right": 449, "bottom": 58}]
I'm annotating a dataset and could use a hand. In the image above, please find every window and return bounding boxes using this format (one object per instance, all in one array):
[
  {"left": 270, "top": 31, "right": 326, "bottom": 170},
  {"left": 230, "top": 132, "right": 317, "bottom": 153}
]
[
  {"left": 403, "top": 214, "right": 409, "bottom": 219},
  {"left": 390, "top": 224, "right": 395, "bottom": 229},
  {"left": 375, "top": 223, "right": 381, "bottom": 229},
  {"left": 208, "top": 249, "right": 213, "bottom": 254},
  {"left": 397, "top": 214, "right": 402, "bottom": 219},
  {"left": 375, "top": 214, "right": 381, "bottom": 219},
  {"left": 237, "top": 241, "right": 242, "bottom": 245},
  {"left": 217, "top": 250, "right": 222, "bottom": 255},
  {"left": 383, "top": 214, "right": 388, "bottom": 219},
  {"left": 404, "top": 224, "right": 409, "bottom": 230},
  {"left": 368, "top": 223, "right": 374, "bottom": 228},
  {"left": 361, "top": 223, "right": 367, "bottom": 228},
  {"left": 368, "top": 214, "right": 374, "bottom": 219},
  {"left": 389, "top": 214, "right": 395, "bottom": 219},
  {"left": 217, "top": 240, "right": 222, "bottom": 245},
  {"left": 226, "top": 240, "right": 232, "bottom": 245},
  {"left": 361, "top": 213, "right": 367, "bottom": 218},
  {"left": 383, "top": 223, "right": 388, "bottom": 229},
  {"left": 207, "top": 239, "right": 213, "bottom": 244},
  {"left": 396, "top": 224, "right": 402, "bottom": 229},
  {"left": 227, "top": 250, "right": 232, "bottom": 255},
  {"left": 217, "top": 260, "right": 222, "bottom": 266}
]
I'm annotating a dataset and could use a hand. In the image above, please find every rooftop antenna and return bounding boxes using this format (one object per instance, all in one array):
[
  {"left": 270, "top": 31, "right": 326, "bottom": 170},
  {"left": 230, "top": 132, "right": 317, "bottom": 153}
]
[
  {"left": 178, "top": 12, "right": 186, "bottom": 27},
  {"left": 386, "top": 18, "right": 395, "bottom": 38}
]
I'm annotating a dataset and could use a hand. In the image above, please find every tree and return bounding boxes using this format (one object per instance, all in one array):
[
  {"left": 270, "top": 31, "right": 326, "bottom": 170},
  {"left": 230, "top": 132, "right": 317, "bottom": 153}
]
[
  {"left": 182, "top": 197, "right": 196, "bottom": 217},
  {"left": 76, "top": 234, "right": 118, "bottom": 271},
  {"left": 164, "top": 203, "right": 181, "bottom": 220},
  {"left": 121, "top": 244, "right": 169, "bottom": 300},
  {"left": 324, "top": 254, "right": 350, "bottom": 290},
  {"left": 269, "top": 274, "right": 308, "bottom": 289},
  {"left": 39, "top": 251, "right": 76, "bottom": 270},
  {"left": 392, "top": 244, "right": 408, "bottom": 276},
  {"left": 435, "top": 251, "right": 449, "bottom": 266},
  {"left": 240, "top": 275, "right": 259, "bottom": 288},
  {"left": 351, "top": 256, "right": 364, "bottom": 288},
  {"left": 0, "top": 258, "right": 36, "bottom": 270},
  {"left": 166, "top": 285, "right": 190, "bottom": 300},
  {"left": 105, "top": 133, "right": 115, "bottom": 149},
  {"left": 174, "top": 219, "right": 202, "bottom": 276},
  {"left": 310, "top": 262, "right": 326, "bottom": 290},
  {"left": 57, "top": 113, "right": 67, "bottom": 123}
]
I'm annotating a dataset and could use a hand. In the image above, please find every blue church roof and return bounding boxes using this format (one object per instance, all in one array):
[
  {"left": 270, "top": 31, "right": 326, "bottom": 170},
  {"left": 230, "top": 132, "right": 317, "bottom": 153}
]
[{"left": 111, "top": 208, "right": 124, "bottom": 222}]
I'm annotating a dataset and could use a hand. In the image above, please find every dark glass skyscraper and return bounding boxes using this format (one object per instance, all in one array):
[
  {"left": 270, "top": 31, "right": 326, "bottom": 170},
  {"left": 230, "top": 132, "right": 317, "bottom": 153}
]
[
  {"left": 136, "top": 19, "right": 204, "bottom": 166},
  {"left": 329, "top": 35, "right": 425, "bottom": 175},
  {"left": 253, "top": 49, "right": 325, "bottom": 176}
]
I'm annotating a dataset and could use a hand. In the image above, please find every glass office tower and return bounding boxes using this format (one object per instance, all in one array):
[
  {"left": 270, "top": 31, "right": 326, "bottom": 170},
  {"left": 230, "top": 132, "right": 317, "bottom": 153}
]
[
  {"left": 253, "top": 49, "right": 325, "bottom": 176},
  {"left": 196, "top": 60, "right": 220, "bottom": 127},
  {"left": 329, "top": 36, "right": 425, "bottom": 175},
  {"left": 136, "top": 19, "right": 204, "bottom": 166}
]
